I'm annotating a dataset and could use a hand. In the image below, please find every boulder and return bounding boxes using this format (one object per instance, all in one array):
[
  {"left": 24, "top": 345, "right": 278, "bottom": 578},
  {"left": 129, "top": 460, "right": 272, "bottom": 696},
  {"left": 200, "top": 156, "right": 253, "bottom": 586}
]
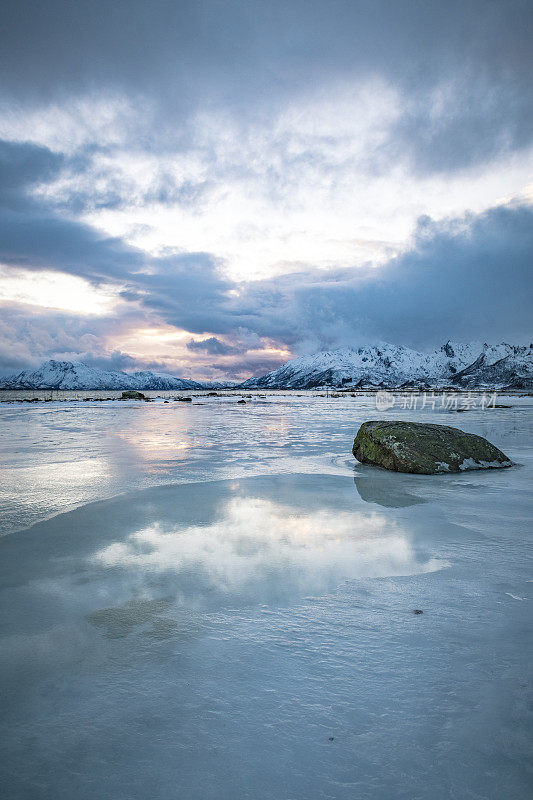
[
  {"left": 352, "top": 421, "right": 512, "bottom": 474},
  {"left": 120, "top": 390, "right": 146, "bottom": 400}
]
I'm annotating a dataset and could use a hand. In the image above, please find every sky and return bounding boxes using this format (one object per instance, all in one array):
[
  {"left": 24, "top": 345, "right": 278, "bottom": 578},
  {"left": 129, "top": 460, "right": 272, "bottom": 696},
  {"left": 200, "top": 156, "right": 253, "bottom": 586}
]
[{"left": 0, "top": 0, "right": 532, "bottom": 380}]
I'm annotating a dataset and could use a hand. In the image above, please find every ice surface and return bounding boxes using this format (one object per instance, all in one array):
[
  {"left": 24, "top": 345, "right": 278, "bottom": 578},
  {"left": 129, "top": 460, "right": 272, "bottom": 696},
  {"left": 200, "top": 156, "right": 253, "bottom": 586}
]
[{"left": 0, "top": 393, "right": 532, "bottom": 799}]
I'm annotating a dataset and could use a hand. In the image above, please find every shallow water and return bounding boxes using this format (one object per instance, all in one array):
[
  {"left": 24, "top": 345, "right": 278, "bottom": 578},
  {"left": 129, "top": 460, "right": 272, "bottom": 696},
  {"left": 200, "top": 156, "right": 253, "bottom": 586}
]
[{"left": 0, "top": 394, "right": 532, "bottom": 798}]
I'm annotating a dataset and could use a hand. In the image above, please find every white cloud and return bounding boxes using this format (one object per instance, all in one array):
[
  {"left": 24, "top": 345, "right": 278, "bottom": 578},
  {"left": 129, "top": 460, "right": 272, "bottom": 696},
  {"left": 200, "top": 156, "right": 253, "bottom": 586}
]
[
  {"left": 0, "top": 265, "right": 119, "bottom": 315},
  {"left": 12, "top": 83, "right": 531, "bottom": 284},
  {"left": 95, "top": 495, "right": 447, "bottom": 603},
  {"left": 0, "top": 94, "right": 146, "bottom": 153}
]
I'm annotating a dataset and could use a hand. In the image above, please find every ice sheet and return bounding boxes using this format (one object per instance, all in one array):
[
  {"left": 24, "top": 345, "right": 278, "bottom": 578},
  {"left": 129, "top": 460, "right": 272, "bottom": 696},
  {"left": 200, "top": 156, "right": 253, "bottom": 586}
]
[
  {"left": 1, "top": 391, "right": 531, "bottom": 535},
  {"left": 0, "top": 394, "right": 532, "bottom": 799}
]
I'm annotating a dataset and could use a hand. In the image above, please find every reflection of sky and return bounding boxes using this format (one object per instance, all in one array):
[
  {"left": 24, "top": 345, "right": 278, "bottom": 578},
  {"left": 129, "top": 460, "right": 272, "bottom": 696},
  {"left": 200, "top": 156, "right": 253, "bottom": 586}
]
[
  {"left": 0, "top": 473, "right": 453, "bottom": 648},
  {"left": 113, "top": 426, "right": 193, "bottom": 460},
  {"left": 94, "top": 494, "right": 446, "bottom": 607}
]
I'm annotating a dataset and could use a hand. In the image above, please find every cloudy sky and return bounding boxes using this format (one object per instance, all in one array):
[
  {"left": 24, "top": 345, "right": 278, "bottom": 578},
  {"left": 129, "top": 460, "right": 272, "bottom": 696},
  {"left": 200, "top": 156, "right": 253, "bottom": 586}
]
[{"left": 0, "top": 0, "right": 532, "bottom": 380}]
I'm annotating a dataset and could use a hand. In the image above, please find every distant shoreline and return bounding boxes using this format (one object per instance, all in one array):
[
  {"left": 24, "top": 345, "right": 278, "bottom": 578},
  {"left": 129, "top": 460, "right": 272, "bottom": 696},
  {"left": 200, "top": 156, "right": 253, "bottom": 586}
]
[{"left": 1, "top": 387, "right": 532, "bottom": 402}]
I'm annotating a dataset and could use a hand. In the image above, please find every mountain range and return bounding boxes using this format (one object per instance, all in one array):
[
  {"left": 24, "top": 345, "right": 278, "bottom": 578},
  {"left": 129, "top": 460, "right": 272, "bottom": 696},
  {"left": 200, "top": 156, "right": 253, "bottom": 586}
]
[
  {"left": 0, "top": 360, "right": 207, "bottom": 391},
  {"left": 1, "top": 342, "right": 532, "bottom": 390},
  {"left": 240, "top": 342, "right": 533, "bottom": 389}
]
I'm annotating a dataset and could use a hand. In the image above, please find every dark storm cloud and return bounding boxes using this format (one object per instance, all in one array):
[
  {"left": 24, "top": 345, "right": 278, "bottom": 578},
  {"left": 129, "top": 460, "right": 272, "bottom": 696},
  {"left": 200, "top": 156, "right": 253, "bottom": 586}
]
[
  {"left": 80, "top": 350, "right": 139, "bottom": 373},
  {"left": 136, "top": 253, "right": 233, "bottom": 333},
  {"left": 228, "top": 203, "right": 533, "bottom": 350},
  {"left": 0, "top": 206, "right": 141, "bottom": 279},
  {"left": 217, "top": 352, "right": 294, "bottom": 381},
  {"left": 186, "top": 337, "right": 238, "bottom": 355},
  {"left": 1, "top": 1, "right": 532, "bottom": 173},
  {"left": 0, "top": 140, "right": 141, "bottom": 279},
  {"left": 0, "top": 140, "right": 64, "bottom": 207},
  {"left": 378, "top": 205, "right": 533, "bottom": 343}
]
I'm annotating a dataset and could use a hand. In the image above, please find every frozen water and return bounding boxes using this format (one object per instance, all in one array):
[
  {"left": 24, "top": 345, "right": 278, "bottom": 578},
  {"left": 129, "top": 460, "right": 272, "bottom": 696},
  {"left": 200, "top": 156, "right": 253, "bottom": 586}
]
[
  {"left": 0, "top": 393, "right": 532, "bottom": 799},
  {"left": 0, "top": 390, "right": 530, "bottom": 535}
]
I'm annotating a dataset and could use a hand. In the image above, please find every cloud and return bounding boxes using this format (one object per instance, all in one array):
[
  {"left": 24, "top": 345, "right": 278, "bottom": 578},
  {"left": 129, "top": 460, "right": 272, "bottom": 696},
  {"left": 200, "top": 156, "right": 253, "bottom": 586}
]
[
  {"left": 78, "top": 349, "right": 139, "bottom": 373},
  {"left": 186, "top": 337, "right": 237, "bottom": 355},
  {"left": 1, "top": 1, "right": 532, "bottom": 175},
  {"left": 1, "top": 196, "right": 532, "bottom": 378},
  {"left": 0, "top": 139, "right": 64, "bottom": 206},
  {"left": 0, "top": 139, "right": 531, "bottom": 377},
  {"left": 0, "top": 140, "right": 140, "bottom": 281},
  {"left": 0, "top": 140, "right": 232, "bottom": 321},
  {"left": 0, "top": 305, "right": 112, "bottom": 374},
  {"left": 7, "top": 87, "right": 530, "bottom": 293},
  {"left": 242, "top": 203, "right": 533, "bottom": 349}
]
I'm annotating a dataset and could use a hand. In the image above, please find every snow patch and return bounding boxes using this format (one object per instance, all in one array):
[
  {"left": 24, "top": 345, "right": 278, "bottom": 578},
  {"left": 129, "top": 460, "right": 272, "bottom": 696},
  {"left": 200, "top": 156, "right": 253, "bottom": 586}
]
[{"left": 458, "top": 458, "right": 512, "bottom": 471}]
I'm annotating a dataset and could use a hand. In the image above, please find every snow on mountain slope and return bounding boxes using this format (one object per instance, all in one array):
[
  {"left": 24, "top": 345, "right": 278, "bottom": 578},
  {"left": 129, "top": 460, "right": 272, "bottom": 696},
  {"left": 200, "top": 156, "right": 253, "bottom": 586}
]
[
  {"left": 240, "top": 342, "right": 533, "bottom": 389},
  {"left": 128, "top": 370, "right": 202, "bottom": 390},
  {"left": 451, "top": 347, "right": 533, "bottom": 389},
  {"left": 2, "top": 343, "right": 532, "bottom": 391},
  {"left": 0, "top": 360, "right": 205, "bottom": 390}
]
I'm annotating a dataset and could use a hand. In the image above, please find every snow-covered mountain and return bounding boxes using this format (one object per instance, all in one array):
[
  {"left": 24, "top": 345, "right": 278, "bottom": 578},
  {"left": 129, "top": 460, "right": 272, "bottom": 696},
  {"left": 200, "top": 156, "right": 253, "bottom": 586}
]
[
  {"left": 239, "top": 342, "right": 533, "bottom": 389},
  {"left": 2, "top": 343, "right": 532, "bottom": 391},
  {"left": 0, "top": 360, "right": 207, "bottom": 390}
]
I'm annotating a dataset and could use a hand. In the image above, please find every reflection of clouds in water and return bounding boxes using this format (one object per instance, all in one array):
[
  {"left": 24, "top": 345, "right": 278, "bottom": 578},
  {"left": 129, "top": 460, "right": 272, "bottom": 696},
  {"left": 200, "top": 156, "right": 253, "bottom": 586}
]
[{"left": 95, "top": 496, "right": 447, "bottom": 601}]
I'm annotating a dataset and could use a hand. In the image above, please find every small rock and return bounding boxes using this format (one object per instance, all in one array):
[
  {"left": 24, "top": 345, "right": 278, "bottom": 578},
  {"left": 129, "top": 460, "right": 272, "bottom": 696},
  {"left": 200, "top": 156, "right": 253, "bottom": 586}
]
[
  {"left": 120, "top": 390, "right": 145, "bottom": 400},
  {"left": 413, "top": 609, "right": 423, "bottom": 615},
  {"left": 238, "top": 399, "right": 246, "bottom": 404}
]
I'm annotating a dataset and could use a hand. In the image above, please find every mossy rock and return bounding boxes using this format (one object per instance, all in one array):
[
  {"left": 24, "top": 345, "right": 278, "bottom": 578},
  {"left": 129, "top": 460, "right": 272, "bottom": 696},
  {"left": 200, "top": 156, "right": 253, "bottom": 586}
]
[
  {"left": 120, "top": 390, "right": 146, "bottom": 399},
  {"left": 353, "top": 421, "right": 512, "bottom": 474}
]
